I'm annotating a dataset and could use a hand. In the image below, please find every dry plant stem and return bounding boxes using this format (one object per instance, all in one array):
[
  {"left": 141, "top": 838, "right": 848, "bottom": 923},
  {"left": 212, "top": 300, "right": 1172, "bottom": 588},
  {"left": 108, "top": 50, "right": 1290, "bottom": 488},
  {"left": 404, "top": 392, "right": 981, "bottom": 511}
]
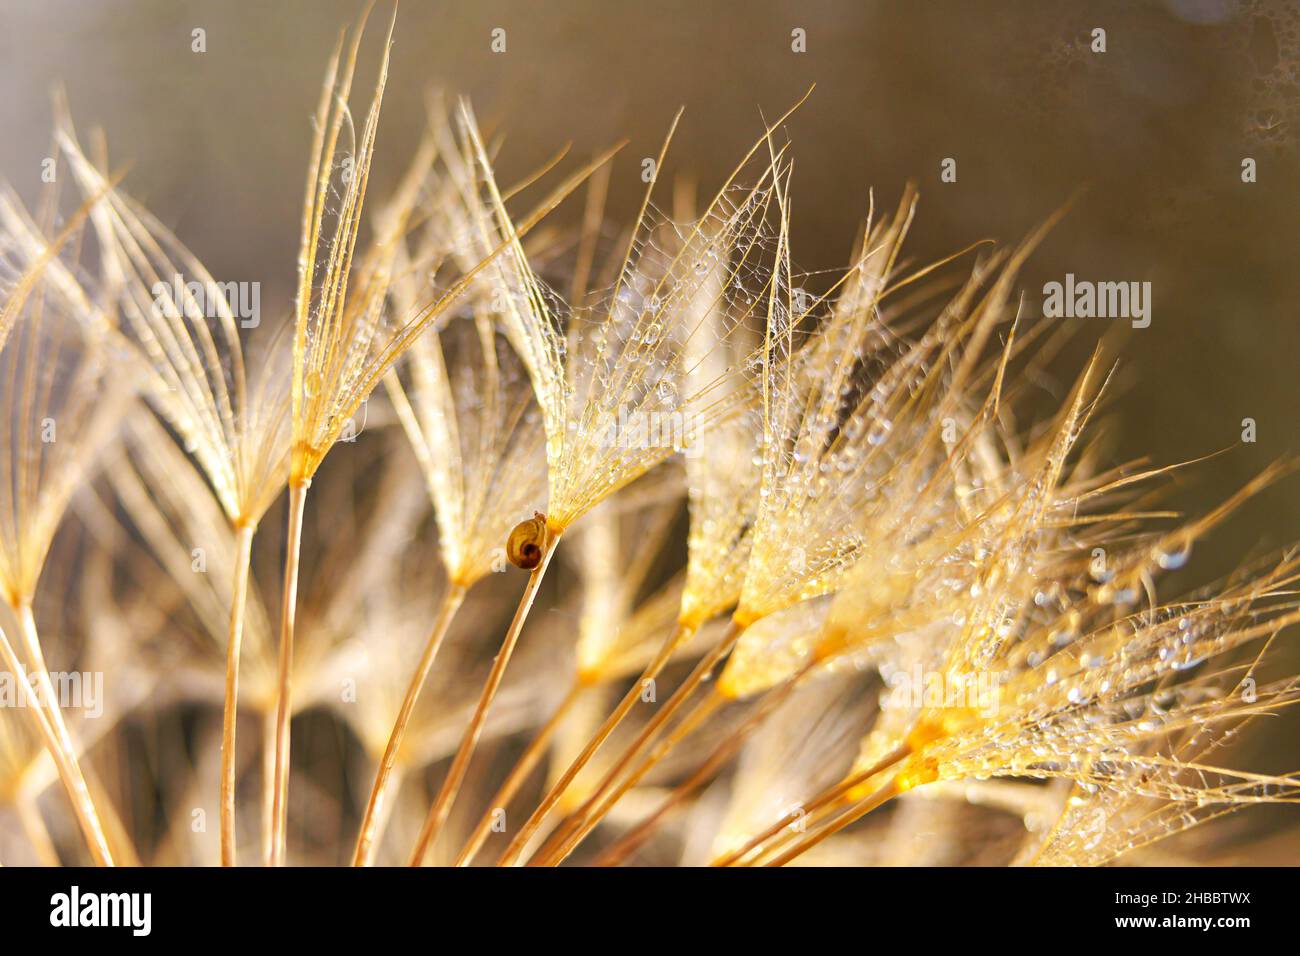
[
  {"left": 593, "top": 666, "right": 813, "bottom": 866},
  {"left": 737, "top": 792, "right": 852, "bottom": 866},
  {"left": 523, "top": 644, "right": 724, "bottom": 866},
  {"left": 763, "top": 777, "right": 902, "bottom": 867},
  {"left": 409, "top": 534, "right": 561, "bottom": 865},
  {"left": 4, "top": 611, "right": 114, "bottom": 865},
  {"left": 521, "top": 620, "right": 742, "bottom": 866},
  {"left": 712, "top": 744, "right": 911, "bottom": 867},
  {"left": 366, "top": 765, "right": 405, "bottom": 858},
  {"left": 454, "top": 680, "right": 584, "bottom": 866},
  {"left": 17, "top": 791, "right": 60, "bottom": 867},
  {"left": 220, "top": 521, "right": 256, "bottom": 867},
  {"left": 353, "top": 581, "right": 468, "bottom": 866},
  {"left": 497, "top": 621, "right": 695, "bottom": 865},
  {"left": 85, "top": 769, "right": 141, "bottom": 868},
  {"left": 260, "top": 706, "right": 277, "bottom": 864},
  {"left": 541, "top": 681, "right": 723, "bottom": 866},
  {"left": 269, "top": 478, "right": 310, "bottom": 866},
  {"left": 15, "top": 606, "right": 116, "bottom": 866}
]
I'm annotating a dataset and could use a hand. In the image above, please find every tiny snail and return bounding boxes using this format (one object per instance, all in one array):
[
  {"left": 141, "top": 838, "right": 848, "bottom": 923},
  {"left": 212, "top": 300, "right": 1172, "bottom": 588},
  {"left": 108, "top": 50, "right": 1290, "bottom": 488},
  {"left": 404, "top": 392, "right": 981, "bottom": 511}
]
[{"left": 507, "top": 512, "right": 549, "bottom": 570}]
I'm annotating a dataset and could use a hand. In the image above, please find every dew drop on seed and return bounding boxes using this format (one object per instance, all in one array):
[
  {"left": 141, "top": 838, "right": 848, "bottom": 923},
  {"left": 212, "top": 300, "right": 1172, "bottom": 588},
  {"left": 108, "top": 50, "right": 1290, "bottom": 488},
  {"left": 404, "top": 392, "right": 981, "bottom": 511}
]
[{"left": 1157, "top": 542, "right": 1192, "bottom": 570}]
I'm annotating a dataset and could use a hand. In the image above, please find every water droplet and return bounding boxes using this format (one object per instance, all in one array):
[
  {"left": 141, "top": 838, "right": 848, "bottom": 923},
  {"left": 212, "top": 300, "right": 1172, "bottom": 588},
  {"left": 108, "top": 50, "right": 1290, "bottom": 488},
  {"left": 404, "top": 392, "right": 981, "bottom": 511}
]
[{"left": 1157, "top": 542, "right": 1192, "bottom": 570}]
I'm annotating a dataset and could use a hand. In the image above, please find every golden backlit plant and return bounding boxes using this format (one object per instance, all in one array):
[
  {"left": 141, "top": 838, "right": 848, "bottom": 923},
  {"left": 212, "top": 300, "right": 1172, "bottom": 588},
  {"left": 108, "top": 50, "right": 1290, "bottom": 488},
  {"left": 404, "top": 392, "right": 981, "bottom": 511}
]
[
  {"left": 1, "top": 9, "right": 1298, "bottom": 874},
  {"left": 0, "top": 190, "right": 129, "bottom": 866}
]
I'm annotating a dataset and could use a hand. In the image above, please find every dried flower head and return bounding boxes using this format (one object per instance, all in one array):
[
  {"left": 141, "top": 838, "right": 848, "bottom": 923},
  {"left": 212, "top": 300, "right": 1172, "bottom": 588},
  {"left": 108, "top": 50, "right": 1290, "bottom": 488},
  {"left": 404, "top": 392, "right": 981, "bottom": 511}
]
[{"left": 452, "top": 101, "right": 791, "bottom": 535}]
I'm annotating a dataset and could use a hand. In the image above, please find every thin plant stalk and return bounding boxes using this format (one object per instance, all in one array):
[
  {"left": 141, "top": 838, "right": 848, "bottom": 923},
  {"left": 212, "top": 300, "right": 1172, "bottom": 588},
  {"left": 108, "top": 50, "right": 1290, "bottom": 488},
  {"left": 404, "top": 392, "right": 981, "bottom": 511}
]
[
  {"left": 268, "top": 478, "right": 310, "bottom": 866},
  {"left": 497, "top": 620, "right": 695, "bottom": 865},
  {"left": 353, "top": 580, "right": 468, "bottom": 866},
  {"left": 712, "top": 744, "right": 911, "bottom": 866},
  {"left": 409, "top": 533, "right": 561, "bottom": 865},
  {"left": 592, "top": 663, "right": 814, "bottom": 866},
  {"left": 261, "top": 706, "right": 275, "bottom": 863},
  {"left": 16, "top": 791, "right": 59, "bottom": 867},
  {"left": 85, "top": 769, "right": 141, "bottom": 868},
  {"left": 6, "top": 608, "right": 114, "bottom": 865},
  {"left": 453, "top": 680, "right": 585, "bottom": 866},
  {"left": 220, "top": 520, "right": 256, "bottom": 867},
  {"left": 514, "top": 620, "right": 741, "bottom": 866},
  {"left": 738, "top": 791, "right": 852, "bottom": 865},
  {"left": 538, "top": 679, "right": 724, "bottom": 866},
  {"left": 762, "top": 777, "right": 902, "bottom": 867},
  {"left": 367, "top": 765, "right": 405, "bottom": 860}
]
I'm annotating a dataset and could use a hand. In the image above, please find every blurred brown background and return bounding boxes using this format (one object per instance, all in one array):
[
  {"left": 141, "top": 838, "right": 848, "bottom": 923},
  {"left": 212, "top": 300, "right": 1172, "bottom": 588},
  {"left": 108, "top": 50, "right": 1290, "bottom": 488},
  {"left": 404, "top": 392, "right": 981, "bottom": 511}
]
[{"left": 0, "top": 0, "right": 1296, "bottom": 771}]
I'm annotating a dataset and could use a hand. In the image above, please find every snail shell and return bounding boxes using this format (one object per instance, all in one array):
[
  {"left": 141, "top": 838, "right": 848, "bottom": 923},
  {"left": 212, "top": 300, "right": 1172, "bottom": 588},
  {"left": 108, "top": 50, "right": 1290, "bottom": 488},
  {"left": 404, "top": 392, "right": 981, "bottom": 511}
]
[{"left": 507, "top": 512, "right": 548, "bottom": 570}]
